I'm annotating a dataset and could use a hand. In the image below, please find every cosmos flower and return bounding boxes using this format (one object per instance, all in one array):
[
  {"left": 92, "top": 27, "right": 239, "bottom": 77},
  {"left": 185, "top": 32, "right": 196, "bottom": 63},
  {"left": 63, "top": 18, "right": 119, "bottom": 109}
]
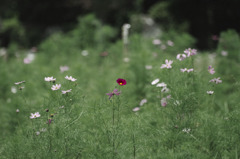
[
  {"left": 176, "top": 54, "right": 187, "bottom": 61},
  {"left": 156, "top": 82, "right": 167, "bottom": 88},
  {"left": 161, "top": 98, "right": 167, "bottom": 107},
  {"left": 132, "top": 107, "right": 140, "bottom": 112},
  {"left": 116, "top": 78, "right": 127, "bottom": 86},
  {"left": 106, "top": 89, "right": 121, "bottom": 99},
  {"left": 161, "top": 87, "right": 169, "bottom": 93},
  {"left": 161, "top": 59, "right": 173, "bottom": 69},
  {"left": 30, "top": 112, "right": 41, "bottom": 119},
  {"left": 182, "top": 128, "right": 191, "bottom": 133},
  {"left": 208, "top": 65, "right": 215, "bottom": 74},
  {"left": 209, "top": 77, "right": 222, "bottom": 84},
  {"left": 167, "top": 40, "right": 174, "bottom": 46},
  {"left": 184, "top": 48, "right": 197, "bottom": 57},
  {"left": 152, "top": 39, "right": 161, "bottom": 45},
  {"left": 16, "top": 109, "right": 20, "bottom": 113},
  {"left": 62, "top": 89, "right": 72, "bottom": 94},
  {"left": 14, "top": 81, "right": 25, "bottom": 85},
  {"left": 60, "top": 66, "right": 69, "bottom": 73},
  {"left": 139, "top": 99, "right": 147, "bottom": 106},
  {"left": 151, "top": 78, "right": 159, "bottom": 85},
  {"left": 180, "top": 68, "right": 194, "bottom": 73},
  {"left": 44, "top": 77, "right": 56, "bottom": 82},
  {"left": 11, "top": 86, "right": 17, "bottom": 93},
  {"left": 51, "top": 84, "right": 61, "bottom": 91},
  {"left": 81, "top": 50, "right": 89, "bottom": 56},
  {"left": 207, "top": 91, "right": 214, "bottom": 95},
  {"left": 65, "top": 76, "right": 77, "bottom": 82},
  {"left": 145, "top": 65, "right": 152, "bottom": 70},
  {"left": 221, "top": 50, "right": 228, "bottom": 56}
]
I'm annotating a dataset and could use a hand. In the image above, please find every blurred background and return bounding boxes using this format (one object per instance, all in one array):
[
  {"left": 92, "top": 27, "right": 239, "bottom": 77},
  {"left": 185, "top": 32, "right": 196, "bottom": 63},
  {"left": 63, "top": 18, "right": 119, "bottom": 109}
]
[{"left": 1, "top": 0, "right": 240, "bottom": 50}]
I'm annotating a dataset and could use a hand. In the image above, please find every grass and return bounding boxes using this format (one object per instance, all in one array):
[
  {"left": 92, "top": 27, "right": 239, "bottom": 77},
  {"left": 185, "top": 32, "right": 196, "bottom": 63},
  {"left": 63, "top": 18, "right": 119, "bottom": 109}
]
[{"left": 0, "top": 25, "right": 240, "bottom": 158}]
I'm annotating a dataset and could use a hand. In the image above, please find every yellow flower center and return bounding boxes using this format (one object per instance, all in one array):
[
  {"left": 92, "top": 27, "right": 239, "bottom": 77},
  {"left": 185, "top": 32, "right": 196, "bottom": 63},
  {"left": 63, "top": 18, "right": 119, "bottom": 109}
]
[{"left": 120, "top": 82, "right": 122, "bottom": 85}]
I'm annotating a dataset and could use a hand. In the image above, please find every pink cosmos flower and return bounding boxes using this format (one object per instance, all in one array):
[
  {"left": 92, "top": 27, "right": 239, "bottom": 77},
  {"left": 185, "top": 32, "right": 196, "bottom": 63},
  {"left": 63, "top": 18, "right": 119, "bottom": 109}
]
[
  {"left": 132, "top": 107, "right": 140, "bottom": 112},
  {"left": 180, "top": 68, "right": 194, "bottom": 73},
  {"left": 176, "top": 54, "right": 187, "bottom": 61},
  {"left": 161, "top": 98, "right": 167, "bottom": 107},
  {"left": 106, "top": 89, "right": 121, "bottom": 99},
  {"left": 167, "top": 40, "right": 174, "bottom": 46},
  {"left": 116, "top": 78, "right": 127, "bottom": 86},
  {"left": 161, "top": 59, "right": 173, "bottom": 69},
  {"left": 139, "top": 99, "right": 147, "bottom": 106},
  {"left": 62, "top": 89, "right": 72, "bottom": 94},
  {"left": 184, "top": 48, "right": 197, "bottom": 57},
  {"left": 208, "top": 65, "right": 215, "bottom": 74},
  {"left": 14, "top": 81, "right": 25, "bottom": 85},
  {"left": 60, "top": 66, "right": 69, "bottom": 73},
  {"left": 30, "top": 112, "right": 41, "bottom": 119},
  {"left": 221, "top": 51, "right": 228, "bottom": 56},
  {"left": 45, "top": 77, "right": 56, "bottom": 82},
  {"left": 152, "top": 39, "right": 161, "bottom": 45},
  {"left": 51, "top": 84, "right": 61, "bottom": 91},
  {"left": 209, "top": 77, "right": 222, "bottom": 84},
  {"left": 65, "top": 76, "right": 77, "bottom": 82}
]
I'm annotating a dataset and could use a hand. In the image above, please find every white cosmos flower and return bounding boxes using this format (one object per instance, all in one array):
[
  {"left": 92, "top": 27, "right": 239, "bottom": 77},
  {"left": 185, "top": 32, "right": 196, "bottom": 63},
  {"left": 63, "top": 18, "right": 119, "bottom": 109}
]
[
  {"left": 151, "top": 78, "right": 160, "bottom": 85},
  {"left": 207, "top": 91, "right": 214, "bottom": 95},
  {"left": 30, "top": 112, "right": 41, "bottom": 119},
  {"left": 45, "top": 76, "right": 56, "bottom": 82},
  {"left": 65, "top": 76, "right": 77, "bottom": 82},
  {"left": 51, "top": 84, "right": 61, "bottom": 91},
  {"left": 156, "top": 82, "right": 167, "bottom": 88},
  {"left": 62, "top": 89, "right": 72, "bottom": 94},
  {"left": 139, "top": 99, "right": 147, "bottom": 106}
]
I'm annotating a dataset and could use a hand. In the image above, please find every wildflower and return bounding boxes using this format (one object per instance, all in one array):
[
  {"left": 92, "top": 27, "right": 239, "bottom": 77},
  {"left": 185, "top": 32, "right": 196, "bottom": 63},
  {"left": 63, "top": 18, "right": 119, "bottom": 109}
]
[
  {"left": 161, "top": 98, "right": 167, "bottom": 107},
  {"left": 19, "top": 86, "right": 24, "bottom": 90},
  {"left": 14, "top": 81, "right": 25, "bottom": 85},
  {"left": 51, "top": 84, "right": 61, "bottom": 91},
  {"left": 59, "top": 106, "right": 64, "bottom": 109},
  {"left": 209, "top": 77, "right": 222, "bottom": 84},
  {"left": 176, "top": 54, "right": 187, "bottom": 61},
  {"left": 81, "top": 50, "right": 88, "bottom": 56},
  {"left": 139, "top": 99, "right": 147, "bottom": 106},
  {"left": 116, "top": 78, "right": 127, "bottom": 86},
  {"left": 161, "top": 59, "right": 173, "bottom": 69},
  {"left": 182, "top": 128, "right": 191, "bottom": 133},
  {"left": 23, "top": 53, "right": 35, "bottom": 64},
  {"left": 65, "top": 76, "right": 77, "bottom": 82},
  {"left": 208, "top": 65, "right": 215, "bottom": 74},
  {"left": 122, "top": 24, "right": 131, "bottom": 44},
  {"left": 161, "top": 87, "right": 169, "bottom": 93},
  {"left": 151, "top": 78, "right": 159, "bottom": 85},
  {"left": 221, "top": 50, "right": 228, "bottom": 56},
  {"left": 123, "top": 57, "right": 130, "bottom": 63},
  {"left": 36, "top": 131, "right": 40, "bottom": 136},
  {"left": 44, "top": 77, "right": 56, "bottom": 82},
  {"left": 0, "top": 48, "right": 7, "bottom": 56},
  {"left": 184, "top": 48, "right": 197, "bottom": 57},
  {"left": 16, "top": 109, "right": 20, "bottom": 113},
  {"left": 40, "top": 128, "right": 47, "bottom": 132},
  {"left": 11, "top": 86, "right": 17, "bottom": 93},
  {"left": 30, "top": 112, "right": 41, "bottom": 119},
  {"left": 156, "top": 82, "right": 167, "bottom": 88},
  {"left": 180, "top": 68, "right": 194, "bottom": 73},
  {"left": 106, "top": 89, "right": 121, "bottom": 99},
  {"left": 132, "top": 107, "right": 140, "bottom": 112},
  {"left": 62, "top": 89, "right": 72, "bottom": 94},
  {"left": 60, "top": 66, "right": 69, "bottom": 73},
  {"left": 167, "top": 40, "right": 174, "bottom": 46},
  {"left": 145, "top": 65, "right": 152, "bottom": 70},
  {"left": 167, "top": 95, "right": 171, "bottom": 99},
  {"left": 152, "top": 39, "right": 161, "bottom": 45},
  {"left": 207, "top": 91, "right": 214, "bottom": 95}
]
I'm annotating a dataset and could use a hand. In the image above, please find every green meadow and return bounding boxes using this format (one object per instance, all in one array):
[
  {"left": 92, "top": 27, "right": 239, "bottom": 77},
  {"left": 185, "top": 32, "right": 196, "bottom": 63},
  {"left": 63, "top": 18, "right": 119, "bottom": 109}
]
[{"left": 0, "top": 15, "right": 240, "bottom": 158}]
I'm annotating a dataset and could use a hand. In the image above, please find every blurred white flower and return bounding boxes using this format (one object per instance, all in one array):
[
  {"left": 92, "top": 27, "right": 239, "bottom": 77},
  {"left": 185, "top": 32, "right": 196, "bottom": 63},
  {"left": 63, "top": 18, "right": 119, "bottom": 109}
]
[
  {"left": 65, "top": 76, "right": 77, "bottom": 82},
  {"left": 132, "top": 107, "right": 140, "bottom": 112},
  {"left": 30, "top": 112, "right": 41, "bottom": 119},
  {"left": 51, "top": 84, "right": 61, "bottom": 91},
  {"left": 16, "top": 109, "right": 20, "bottom": 113},
  {"left": 145, "top": 65, "right": 152, "bottom": 70},
  {"left": 44, "top": 76, "right": 56, "bottom": 82},
  {"left": 11, "top": 86, "right": 17, "bottom": 93},
  {"left": 123, "top": 57, "right": 130, "bottom": 63},
  {"left": 207, "top": 91, "right": 214, "bottom": 95},
  {"left": 152, "top": 39, "right": 161, "bottom": 45},
  {"left": 167, "top": 40, "right": 174, "bottom": 46},
  {"left": 151, "top": 78, "right": 159, "bottom": 85},
  {"left": 60, "top": 66, "right": 69, "bottom": 73},
  {"left": 81, "top": 50, "right": 88, "bottom": 56},
  {"left": 62, "top": 89, "right": 72, "bottom": 94},
  {"left": 139, "top": 99, "right": 147, "bottom": 106},
  {"left": 221, "top": 50, "right": 228, "bottom": 56},
  {"left": 122, "top": 24, "right": 131, "bottom": 44},
  {"left": 156, "top": 82, "right": 167, "bottom": 88}
]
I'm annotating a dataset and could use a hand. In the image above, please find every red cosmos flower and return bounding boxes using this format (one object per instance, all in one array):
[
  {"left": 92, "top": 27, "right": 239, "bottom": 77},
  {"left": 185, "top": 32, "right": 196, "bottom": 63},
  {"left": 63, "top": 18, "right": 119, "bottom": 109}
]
[{"left": 116, "top": 78, "right": 127, "bottom": 86}]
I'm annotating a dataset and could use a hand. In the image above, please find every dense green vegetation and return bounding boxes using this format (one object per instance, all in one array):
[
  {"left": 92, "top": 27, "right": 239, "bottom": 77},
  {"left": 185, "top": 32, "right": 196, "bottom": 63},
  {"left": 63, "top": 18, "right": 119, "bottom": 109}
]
[{"left": 0, "top": 15, "right": 240, "bottom": 158}]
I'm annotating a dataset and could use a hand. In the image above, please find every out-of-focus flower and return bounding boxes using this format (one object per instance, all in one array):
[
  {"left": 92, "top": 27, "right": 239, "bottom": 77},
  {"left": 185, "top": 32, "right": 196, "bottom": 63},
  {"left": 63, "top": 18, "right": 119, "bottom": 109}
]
[
  {"left": 145, "top": 65, "right": 152, "bottom": 70},
  {"left": 23, "top": 53, "right": 35, "bottom": 64},
  {"left": 65, "top": 76, "right": 77, "bottom": 82},
  {"left": 208, "top": 65, "right": 215, "bottom": 74},
  {"left": 14, "top": 81, "right": 25, "bottom": 85},
  {"left": 160, "top": 44, "right": 166, "bottom": 50},
  {"left": 139, "top": 99, "right": 147, "bottom": 106},
  {"left": 156, "top": 82, "right": 167, "bottom": 88},
  {"left": 60, "top": 66, "right": 69, "bottom": 73},
  {"left": 132, "top": 107, "right": 140, "bottom": 112},
  {"left": 62, "top": 89, "right": 72, "bottom": 94},
  {"left": 184, "top": 48, "right": 197, "bottom": 57},
  {"left": 51, "top": 84, "right": 61, "bottom": 91},
  {"left": 40, "top": 128, "right": 47, "bottom": 132},
  {"left": 16, "top": 109, "right": 20, "bottom": 113},
  {"left": 167, "top": 40, "right": 174, "bottom": 46},
  {"left": 11, "top": 86, "right": 17, "bottom": 93},
  {"left": 0, "top": 48, "right": 7, "bottom": 56},
  {"left": 30, "top": 112, "right": 41, "bottom": 119},
  {"left": 176, "top": 54, "right": 187, "bottom": 61},
  {"left": 81, "top": 50, "right": 88, "bottom": 56},
  {"left": 180, "top": 68, "right": 194, "bottom": 73},
  {"left": 106, "top": 89, "right": 121, "bottom": 99},
  {"left": 209, "top": 77, "right": 222, "bottom": 84},
  {"left": 44, "top": 77, "right": 56, "bottom": 82},
  {"left": 122, "top": 24, "right": 131, "bottom": 44},
  {"left": 123, "top": 57, "right": 130, "bottom": 62},
  {"left": 116, "top": 78, "right": 127, "bottom": 86},
  {"left": 161, "top": 59, "right": 173, "bottom": 69},
  {"left": 182, "top": 128, "right": 191, "bottom": 133},
  {"left": 207, "top": 91, "right": 214, "bottom": 95},
  {"left": 36, "top": 131, "right": 40, "bottom": 136},
  {"left": 221, "top": 50, "right": 228, "bottom": 56},
  {"left": 152, "top": 39, "right": 161, "bottom": 45},
  {"left": 151, "top": 78, "right": 159, "bottom": 85},
  {"left": 161, "top": 98, "right": 167, "bottom": 107},
  {"left": 161, "top": 87, "right": 169, "bottom": 93}
]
